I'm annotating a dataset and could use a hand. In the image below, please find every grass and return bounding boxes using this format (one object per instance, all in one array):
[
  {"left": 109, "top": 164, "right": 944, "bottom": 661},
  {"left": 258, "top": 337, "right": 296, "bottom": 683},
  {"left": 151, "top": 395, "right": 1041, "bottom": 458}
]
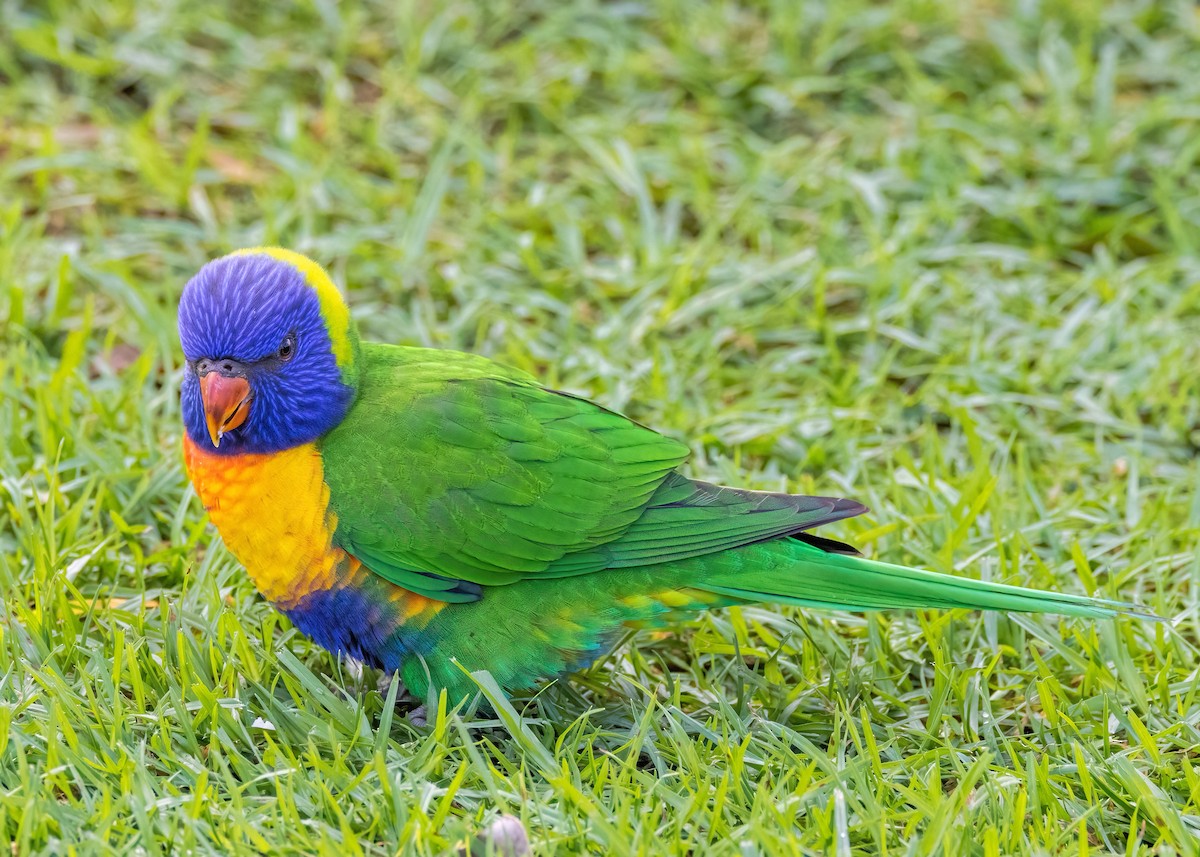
[{"left": 2, "top": 0, "right": 1200, "bottom": 852}]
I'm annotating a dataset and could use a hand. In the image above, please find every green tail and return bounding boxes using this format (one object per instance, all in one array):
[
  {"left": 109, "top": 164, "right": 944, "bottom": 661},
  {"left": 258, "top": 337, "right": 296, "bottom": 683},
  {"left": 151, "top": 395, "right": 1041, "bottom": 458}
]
[
  {"left": 396, "top": 535, "right": 1155, "bottom": 701},
  {"left": 700, "top": 538, "right": 1154, "bottom": 620}
]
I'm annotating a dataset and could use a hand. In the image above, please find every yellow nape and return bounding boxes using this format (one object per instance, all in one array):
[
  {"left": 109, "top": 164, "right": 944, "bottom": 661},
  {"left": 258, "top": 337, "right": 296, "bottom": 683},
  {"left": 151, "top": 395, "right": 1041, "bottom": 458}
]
[
  {"left": 230, "top": 247, "right": 357, "bottom": 376},
  {"left": 183, "top": 436, "right": 344, "bottom": 606}
]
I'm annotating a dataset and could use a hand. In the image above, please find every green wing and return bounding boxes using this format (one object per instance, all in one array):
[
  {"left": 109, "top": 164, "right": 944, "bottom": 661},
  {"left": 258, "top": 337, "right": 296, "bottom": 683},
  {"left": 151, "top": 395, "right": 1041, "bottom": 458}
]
[{"left": 320, "top": 344, "right": 864, "bottom": 601}]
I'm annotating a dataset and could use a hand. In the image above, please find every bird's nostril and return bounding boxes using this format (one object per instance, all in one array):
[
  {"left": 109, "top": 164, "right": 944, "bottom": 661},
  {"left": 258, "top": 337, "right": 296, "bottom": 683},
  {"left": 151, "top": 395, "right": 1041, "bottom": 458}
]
[{"left": 221, "top": 361, "right": 234, "bottom": 374}]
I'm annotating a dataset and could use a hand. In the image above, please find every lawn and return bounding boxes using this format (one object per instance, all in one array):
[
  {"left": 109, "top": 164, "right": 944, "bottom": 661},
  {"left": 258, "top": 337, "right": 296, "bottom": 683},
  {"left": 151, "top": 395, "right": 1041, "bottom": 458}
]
[{"left": 2, "top": 0, "right": 1199, "bottom": 853}]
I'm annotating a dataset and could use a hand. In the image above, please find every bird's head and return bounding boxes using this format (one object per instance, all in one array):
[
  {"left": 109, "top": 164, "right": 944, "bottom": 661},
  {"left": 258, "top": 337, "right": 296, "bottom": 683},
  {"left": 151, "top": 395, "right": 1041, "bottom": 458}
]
[{"left": 178, "top": 248, "right": 361, "bottom": 455}]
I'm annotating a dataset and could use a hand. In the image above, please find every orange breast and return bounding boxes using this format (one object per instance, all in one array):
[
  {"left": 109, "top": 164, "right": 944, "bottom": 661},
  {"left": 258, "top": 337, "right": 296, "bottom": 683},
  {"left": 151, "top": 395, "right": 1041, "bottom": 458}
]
[{"left": 183, "top": 436, "right": 353, "bottom": 606}]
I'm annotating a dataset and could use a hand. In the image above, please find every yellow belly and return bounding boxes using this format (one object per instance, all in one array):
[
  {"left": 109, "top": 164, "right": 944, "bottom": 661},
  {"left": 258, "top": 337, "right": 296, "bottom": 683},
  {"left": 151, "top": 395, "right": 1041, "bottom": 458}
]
[{"left": 183, "top": 436, "right": 351, "bottom": 606}]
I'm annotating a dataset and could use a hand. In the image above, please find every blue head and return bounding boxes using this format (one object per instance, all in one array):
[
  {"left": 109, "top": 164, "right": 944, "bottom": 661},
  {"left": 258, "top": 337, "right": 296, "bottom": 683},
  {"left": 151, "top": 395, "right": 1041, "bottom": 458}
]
[{"left": 178, "top": 249, "right": 361, "bottom": 455}]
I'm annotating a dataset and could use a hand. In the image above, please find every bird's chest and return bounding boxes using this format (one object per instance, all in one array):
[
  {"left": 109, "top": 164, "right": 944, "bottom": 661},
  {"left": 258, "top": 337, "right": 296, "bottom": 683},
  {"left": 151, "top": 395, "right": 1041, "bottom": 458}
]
[{"left": 182, "top": 437, "right": 346, "bottom": 606}]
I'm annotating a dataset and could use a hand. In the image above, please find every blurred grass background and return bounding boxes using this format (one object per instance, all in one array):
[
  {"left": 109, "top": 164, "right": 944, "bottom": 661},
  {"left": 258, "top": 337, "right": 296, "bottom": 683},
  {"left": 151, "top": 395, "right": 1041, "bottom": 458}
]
[{"left": 2, "top": 0, "right": 1200, "bottom": 853}]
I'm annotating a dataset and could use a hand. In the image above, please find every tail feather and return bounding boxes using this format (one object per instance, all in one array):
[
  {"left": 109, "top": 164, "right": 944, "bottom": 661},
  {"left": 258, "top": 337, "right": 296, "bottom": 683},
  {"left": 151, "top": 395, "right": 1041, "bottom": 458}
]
[{"left": 702, "top": 538, "right": 1157, "bottom": 621}]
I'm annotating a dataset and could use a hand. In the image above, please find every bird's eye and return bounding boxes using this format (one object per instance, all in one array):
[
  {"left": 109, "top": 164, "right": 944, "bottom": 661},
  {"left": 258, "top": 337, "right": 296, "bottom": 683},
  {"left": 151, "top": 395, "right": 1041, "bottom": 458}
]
[{"left": 278, "top": 334, "right": 296, "bottom": 362}]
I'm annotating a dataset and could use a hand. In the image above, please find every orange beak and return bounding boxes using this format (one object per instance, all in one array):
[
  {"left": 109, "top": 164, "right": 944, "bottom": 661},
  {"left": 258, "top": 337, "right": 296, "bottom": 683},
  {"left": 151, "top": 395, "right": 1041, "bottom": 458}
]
[{"left": 199, "top": 373, "right": 251, "bottom": 448}]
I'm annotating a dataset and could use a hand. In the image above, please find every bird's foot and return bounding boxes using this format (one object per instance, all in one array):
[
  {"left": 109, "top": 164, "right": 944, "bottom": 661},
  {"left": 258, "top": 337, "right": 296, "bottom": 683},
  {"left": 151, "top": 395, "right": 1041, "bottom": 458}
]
[
  {"left": 375, "top": 672, "right": 427, "bottom": 726},
  {"left": 406, "top": 703, "right": 428, "bottom": 728}
]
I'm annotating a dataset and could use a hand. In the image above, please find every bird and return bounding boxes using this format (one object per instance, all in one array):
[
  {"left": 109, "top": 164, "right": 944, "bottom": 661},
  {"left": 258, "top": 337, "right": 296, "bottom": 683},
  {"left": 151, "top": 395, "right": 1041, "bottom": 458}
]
[{"left": 178, "top": 248, "right": 1151, "bottom": 704}]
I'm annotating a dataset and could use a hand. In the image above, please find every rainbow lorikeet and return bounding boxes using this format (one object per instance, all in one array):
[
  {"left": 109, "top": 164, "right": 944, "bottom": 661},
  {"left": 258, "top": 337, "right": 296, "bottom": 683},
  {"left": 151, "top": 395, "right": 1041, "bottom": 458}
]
[{"left": 179, "top": 249, "right": 1148, "bottom": 704}]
